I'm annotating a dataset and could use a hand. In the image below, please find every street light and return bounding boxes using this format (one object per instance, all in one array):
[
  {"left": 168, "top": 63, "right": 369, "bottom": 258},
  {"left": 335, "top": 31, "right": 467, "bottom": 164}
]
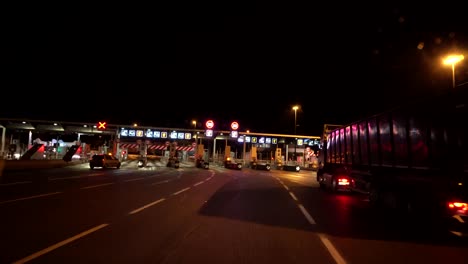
[
  {"left": 292, "top": 106, "right": 299, "bottom": 134},
  {"left": 192, "top": 120, "right": 198, "bottom": 143},
  {"left": 242, "top": 130, "right": 249, "bottom": 166},
  {"left": 443, "top": 54, "right": 464, "bottom": 88},
  {"left": 292, "top": 105, "right": 299, "bottom": 161}
]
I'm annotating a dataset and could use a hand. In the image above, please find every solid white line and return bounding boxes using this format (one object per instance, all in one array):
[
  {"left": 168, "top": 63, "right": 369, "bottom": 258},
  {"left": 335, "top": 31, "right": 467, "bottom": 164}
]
[
  {"left": 0, "top": 192, "right": 62, "bottom": 205},
  {"left": 288, "top": 192, "right": 298, "bottom": 201},
  {"left": 318, "top": 233, "right": 347, "bottom": 264},
  {"left": 173, "top": 187, "right": 190, "bottom": 195},
  {"left": 81, "top": 183, "right": 115, "bottom": 189},
  {"left": 129, "top": 198, "right": 165, "bottom": 214},
  {"left": 193, "top": 181, "right": 204, "bottom": 186},
  {"left": 124, "top": 177, "right": 145, "bottom": 182},
  {"left": 298, "top": 204, "right": 316, "bottom": 225},
  {"left": 12, "top": 223, "right": 109, "bottom": 264}
]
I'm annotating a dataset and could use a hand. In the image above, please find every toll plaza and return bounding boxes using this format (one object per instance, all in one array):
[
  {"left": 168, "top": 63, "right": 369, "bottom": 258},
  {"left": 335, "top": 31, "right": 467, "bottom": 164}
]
[{"left": 0, "top": 118, "right": 321, "bottom": 169}]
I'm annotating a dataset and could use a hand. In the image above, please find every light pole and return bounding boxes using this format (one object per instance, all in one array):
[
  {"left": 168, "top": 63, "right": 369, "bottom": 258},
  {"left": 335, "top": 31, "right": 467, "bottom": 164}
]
[
  {"left": 192, "top": 120, "right": 196, "bottom": 138},
  {"left": 242, "top": 131, "right": 249, "bottom": 166},
  {"left": 292, "top": 105, "right": 299, "bottom": 162},
  {"left": 443, "top": 54, "right": 464, "bottom": 88}
]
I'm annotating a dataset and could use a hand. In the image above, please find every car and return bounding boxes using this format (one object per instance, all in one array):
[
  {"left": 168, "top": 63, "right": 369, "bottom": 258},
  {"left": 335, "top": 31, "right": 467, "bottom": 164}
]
[
  {"left": 251, "top": 162, "right": 271, "bottom": 171},
  {"left": 89, "top": 154, "right": 121, "bottom": 169},
  {"left": 196, "top": 159, "right": 209, "bottom": 169},
  {"left": 224, "top": 158, "right": 242, "bottom": 170},
  {"left": 316, "top": 165, "right": 352, "bottom": 192}
]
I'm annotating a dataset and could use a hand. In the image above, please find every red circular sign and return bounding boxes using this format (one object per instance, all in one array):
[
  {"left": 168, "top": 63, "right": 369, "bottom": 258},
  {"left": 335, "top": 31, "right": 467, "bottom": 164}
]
[
  {"left": 231, "top": 121, "right": 239, "bottom": 130},
  {"left": 205, "top": 120, "right": 214, "bottom": 129}
]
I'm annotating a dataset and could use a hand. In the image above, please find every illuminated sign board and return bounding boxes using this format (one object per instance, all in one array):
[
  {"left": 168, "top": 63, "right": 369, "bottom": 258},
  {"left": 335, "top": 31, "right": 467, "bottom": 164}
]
[
  {"left": 231, "top": 131, "right": 238, "bottom": 138},
  {"left": 231, "top": 121, "right": 239, "bottom": 130},
  {"left": 206, "top": 120, "right": 214, "bottom": 129},
  {"left": 297, "top": 139, "right": 304, "bottom": 146},
  {"left": 178, "top": 132, "right": 185, "bottom": 139}
]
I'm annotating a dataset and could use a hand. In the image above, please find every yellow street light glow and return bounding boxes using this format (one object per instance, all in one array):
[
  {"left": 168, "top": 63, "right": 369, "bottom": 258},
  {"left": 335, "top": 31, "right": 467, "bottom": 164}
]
[
  {"left": 443, "top": 55, "right": 464, "bottom": 65},
  {"left": 443, "top": 54, "right": 464, "bottom": 88}
]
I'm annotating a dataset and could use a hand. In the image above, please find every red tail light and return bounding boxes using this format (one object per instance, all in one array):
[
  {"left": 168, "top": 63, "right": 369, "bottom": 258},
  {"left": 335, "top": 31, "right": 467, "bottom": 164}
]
[
  {"left": 448, "top": 202, "right": 468, "bottom": 211},
  {"left": 338, "top": 178, "right": 350, "bottom": 186}
]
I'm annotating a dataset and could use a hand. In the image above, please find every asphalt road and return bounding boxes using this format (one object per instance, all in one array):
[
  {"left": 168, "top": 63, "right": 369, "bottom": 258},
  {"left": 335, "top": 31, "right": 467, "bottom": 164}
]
[{"left": 0, "top": 161, "right": 466, "bottom": 264}]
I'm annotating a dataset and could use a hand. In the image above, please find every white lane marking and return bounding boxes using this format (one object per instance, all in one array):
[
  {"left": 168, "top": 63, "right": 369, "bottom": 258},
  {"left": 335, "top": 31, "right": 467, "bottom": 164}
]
[
  {"left": 12, "top": 223, "right": 109, "bottom": 264},
  {"left": 124, "top": 177, "right": 145, "bottom": 182},
  {"left": 288, "top": 192, "right": 298, "bottom": 201},
  {"left": 318, "top": 233, "right": 347, "bottom": 264},
  {"left": 49, "top": 173, "right": 104, "bottom": 181},
  {"left": 298, "top": 204, "right": 316, "bottom": 225},
  {"left": 128, "top": 198, "right": 166, "bottom": 215},
  {"left": 276, "top": 175, "right": 346, "bottom": 264},
  {"left": 151, "top": 179, "right": 170, "bottom": 186},
  {"left": 173, "top": 187, "right": 190, "bottom": 196},
  {"left": 0, "top": 192, "right": 62, "bottom": 205},
  {"left": 80, "top": 183, "right": 115, "bottom": 189},
  {"left": 193, "top": 181, "right": 204, "bottom": 186},
  {"left": 0, "top": 181, "right": 32, "bottom": 186},
  {"left": 450, "top": 231, "right": 463, "bottom": 237},
  {"left": 283, "top": 184, "right": 290, "bottom": 191}
]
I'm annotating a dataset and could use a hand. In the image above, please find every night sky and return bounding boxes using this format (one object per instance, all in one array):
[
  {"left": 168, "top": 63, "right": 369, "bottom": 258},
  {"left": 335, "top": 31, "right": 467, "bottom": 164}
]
[{"left": 3, "top": 2, "right": 467, "bottom": 136}]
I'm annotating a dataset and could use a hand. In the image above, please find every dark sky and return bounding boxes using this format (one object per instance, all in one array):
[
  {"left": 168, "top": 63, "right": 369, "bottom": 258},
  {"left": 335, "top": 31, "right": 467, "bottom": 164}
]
[{"left": 3, "top": 2, "right": 467, "bottom": 136}]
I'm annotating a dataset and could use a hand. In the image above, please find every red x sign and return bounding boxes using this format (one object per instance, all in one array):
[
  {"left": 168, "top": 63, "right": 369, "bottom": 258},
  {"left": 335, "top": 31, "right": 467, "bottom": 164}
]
[{"left": 98, "top": 121, "right": 107, "bottom": 129}]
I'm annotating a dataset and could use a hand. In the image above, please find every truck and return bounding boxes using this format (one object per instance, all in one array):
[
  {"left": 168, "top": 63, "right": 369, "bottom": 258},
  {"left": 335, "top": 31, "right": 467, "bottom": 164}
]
[{"left": 317, "top": 84, "right": 468, "bottom": 236}]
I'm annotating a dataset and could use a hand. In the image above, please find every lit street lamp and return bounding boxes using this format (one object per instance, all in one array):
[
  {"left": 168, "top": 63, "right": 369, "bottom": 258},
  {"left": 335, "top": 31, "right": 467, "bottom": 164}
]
[
  {"left": 242, "top": 130, "right": 249, "bottom": 166},
  {"left": 443, "top": 54, "right": 464, "bottom": 88},
  {"left": 292, "top": 105, "right": 299, "bottom": 161},
  {"left": 192, "top": 120, "right": 197, "bottom": 142}
]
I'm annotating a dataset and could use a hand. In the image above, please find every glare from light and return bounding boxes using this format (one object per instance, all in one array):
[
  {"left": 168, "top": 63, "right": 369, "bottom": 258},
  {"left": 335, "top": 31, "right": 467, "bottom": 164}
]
[{"left": 443, "top": 55, "right": 464, "bottom": 65}]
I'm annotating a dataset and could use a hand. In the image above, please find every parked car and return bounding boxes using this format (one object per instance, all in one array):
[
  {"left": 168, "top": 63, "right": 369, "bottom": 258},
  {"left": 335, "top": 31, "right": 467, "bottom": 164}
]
[{"left": 89, "top": 154, "right": 121, "bottom": 169}]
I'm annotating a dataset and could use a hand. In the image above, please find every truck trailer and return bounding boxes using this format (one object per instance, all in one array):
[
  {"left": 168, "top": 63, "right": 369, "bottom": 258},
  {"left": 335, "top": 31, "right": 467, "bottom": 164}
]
[{"left": 317, "top": 84, "right": 468, "bottom": 236}]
